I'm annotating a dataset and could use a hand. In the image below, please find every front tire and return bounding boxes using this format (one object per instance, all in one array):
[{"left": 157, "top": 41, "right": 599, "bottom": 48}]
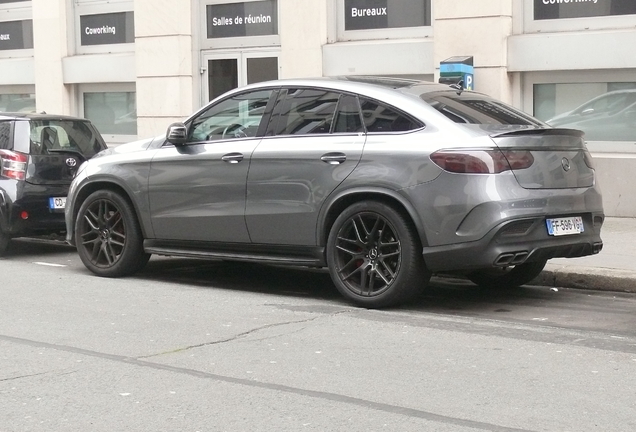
[
  {"left": 75, "top": 190, "right": 150, "bottom": 277},
  {"left": 467, "top": 260, "right": 547, "bottom": 290},
  {"left": 326, "top": 201, "right": 430, "bottom": 308}
]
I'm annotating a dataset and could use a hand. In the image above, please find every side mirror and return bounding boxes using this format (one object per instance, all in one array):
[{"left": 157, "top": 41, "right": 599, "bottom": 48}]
[{"left": 166, "top": 122, "right": 188, "bottom": 145}]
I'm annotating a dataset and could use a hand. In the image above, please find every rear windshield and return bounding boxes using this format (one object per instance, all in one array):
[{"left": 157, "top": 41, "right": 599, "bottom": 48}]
[
  {"left": 29, "top": 120, "right": 106, "bottom": 157},
  {"left": 420, "top": 91, "right": 544, "bottom": 126}
]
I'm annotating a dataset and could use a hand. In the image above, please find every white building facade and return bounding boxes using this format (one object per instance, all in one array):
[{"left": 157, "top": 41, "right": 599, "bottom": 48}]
[{"left": 1, "top": 0, "right": 635, "bottom": 215}]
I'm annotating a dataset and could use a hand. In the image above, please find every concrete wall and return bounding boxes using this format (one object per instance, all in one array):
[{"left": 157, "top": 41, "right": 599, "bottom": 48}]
[
  {"left": 134, "top": 0, "right": 194, "bottom": 138},
  {"left": 32, "top": 0, "right": 72, "bottom": 114},
  {"left": 433, "top": 0, "right": 514, "bottom": 102}
]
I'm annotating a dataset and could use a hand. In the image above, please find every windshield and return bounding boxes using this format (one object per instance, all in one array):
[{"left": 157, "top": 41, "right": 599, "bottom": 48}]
[
  {"left": 419, "top": 91, "right": 545, "bottom": 126},
  {"left": 29, "top": 120, "right": 106, "bottom": 157}
]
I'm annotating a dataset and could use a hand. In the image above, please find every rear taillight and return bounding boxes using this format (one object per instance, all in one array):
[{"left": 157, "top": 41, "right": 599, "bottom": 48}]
[
  {"left": 430, "top": 149, "right": 534, "bottom": 174},
  {"left": 0, "top": 150, "right": 28, "bottom": 180},
  {"left": 583, "top": 150, "right": 595, "bottom": 169}
]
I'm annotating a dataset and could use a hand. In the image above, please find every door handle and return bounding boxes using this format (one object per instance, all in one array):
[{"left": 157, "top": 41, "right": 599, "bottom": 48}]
[
  {"left": 221, "top": 153, "right": 244, "bottom": 164},
  {"left": 321, "top": 153, "right": 347, "bottom": 165}
]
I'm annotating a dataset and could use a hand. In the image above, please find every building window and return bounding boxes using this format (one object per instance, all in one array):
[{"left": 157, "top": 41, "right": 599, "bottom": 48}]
[
  {"left": 524, "top": 0, "right": 636, "bottom": 33},
  {"left": 534, "top": 82, "right": 636, "bottom": 143},
  {"left": 0, "top": 92, "right": 34, "bottom": 112},
  {"left": 83, "top": 91, "right": 136, "bottom": 136},
  {"left": 338, "top": 0, "right": 432, "bottom": 41}
]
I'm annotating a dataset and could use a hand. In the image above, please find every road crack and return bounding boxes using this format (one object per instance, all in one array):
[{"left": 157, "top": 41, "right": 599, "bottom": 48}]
[{"left": 138, "top": 310, "right": 350, "bottom": 359}]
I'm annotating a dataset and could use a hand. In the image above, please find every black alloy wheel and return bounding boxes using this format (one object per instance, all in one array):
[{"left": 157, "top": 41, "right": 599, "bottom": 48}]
[
  {"left": 75, "top": 190, "right": 150, "bottom": 277},
  {"left": 467, "top": 260, "right": 548, "bottom": 290},
  {"left": 327, "top": 201, "right": 429, "bottom": 308}
]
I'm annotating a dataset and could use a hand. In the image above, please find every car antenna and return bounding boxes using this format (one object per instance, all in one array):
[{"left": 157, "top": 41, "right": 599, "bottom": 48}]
[{"left": 449, "top": 80, "right": 464, "bottom": 95}]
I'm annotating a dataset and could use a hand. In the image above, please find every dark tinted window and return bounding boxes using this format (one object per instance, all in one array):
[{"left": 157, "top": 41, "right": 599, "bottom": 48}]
[
  {"left": 333, "top": 94, "right": 364, "bottom": 133},
  {"left": 421, "top": 92, "right": 543, "bottom": 126},
  {"left": 273, "top": 89, "right": 339, "bottom": 135},
  {"left": 0, "top": 121, "right": 11, "bottom": 150},
  {"left": 360, "top": 98, "right": 423, "bottom": 132},
  {"left": 189, "top": 89, "right": 273, "bottom": 142},
  {"left": 29, "top": 120, "right": 106, "bottom": 157}
]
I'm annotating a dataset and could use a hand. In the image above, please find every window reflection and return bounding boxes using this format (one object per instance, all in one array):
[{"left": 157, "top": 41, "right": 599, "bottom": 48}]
[
  {"left": 84, "top": 91, "right": 137, "bottom": 135},
  {"left": 535, "top": 83, "right": 636, "bottom": 142}
]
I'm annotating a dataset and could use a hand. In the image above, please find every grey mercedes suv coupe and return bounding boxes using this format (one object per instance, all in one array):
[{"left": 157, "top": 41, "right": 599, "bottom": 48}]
[{"left": 65, "top": 77, "right": 604, "bottom": 308}]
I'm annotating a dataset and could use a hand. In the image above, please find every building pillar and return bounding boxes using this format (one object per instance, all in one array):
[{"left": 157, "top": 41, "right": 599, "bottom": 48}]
[
  {"left": 279, "top": 0, "right": 328, "bottom": 78},
  {"left": 134, "top": 0, "right": 194, "bottom": 138},
  {"left": 32, "top": 0, "right": 72, "bottom": 114},
  {"left": 433, "top": 0, "right": 514, "bottom": 102}
]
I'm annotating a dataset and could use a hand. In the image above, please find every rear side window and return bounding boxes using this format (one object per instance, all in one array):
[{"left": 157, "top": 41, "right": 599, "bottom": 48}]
[
  {"left": 421, "top": 92, "right": 544, "bottom": 126},
  {"left": 359, "top": 98, "right": 423, "bottom": 132},
  {"left": 333, "top": 94, "right": 364, "bottom": 134},
  {"left": 0, "top": 121, "right": 11, "bottom": 150},
  {"left": 271, "top": 89, "right": 340, "bottom": 135},
  {"left": 29, "top": 120, "right": 106, "bottom": 157}
]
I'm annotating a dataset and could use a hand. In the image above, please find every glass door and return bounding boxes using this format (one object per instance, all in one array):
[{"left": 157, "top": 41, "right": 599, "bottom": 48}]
[{"left": 202, "top": 51, "right": 279, "bottom": 104}]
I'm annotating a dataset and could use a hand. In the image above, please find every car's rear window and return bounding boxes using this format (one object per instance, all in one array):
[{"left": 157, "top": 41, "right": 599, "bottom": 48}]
[
  {"left": 420, "top": 92, "right": 544, "bottom": 126},
  {"left": 29, "top": 120, "right": 106, "bottom": 157}
]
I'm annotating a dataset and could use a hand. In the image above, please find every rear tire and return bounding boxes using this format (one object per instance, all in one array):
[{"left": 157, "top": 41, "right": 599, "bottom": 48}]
[
  {"left": 326, "top": 201, "right": 430, "bottom": 308},
  {"left": 75, "top": 190, "right": 150, "bottom": 277},
  {"left": 467, "top": 260, "right": 547, "bottom": 290}
]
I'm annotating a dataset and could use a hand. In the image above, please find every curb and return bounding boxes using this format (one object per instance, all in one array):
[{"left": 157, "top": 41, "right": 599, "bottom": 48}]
[{"left": 531, "top": 264, "right": 636, "bottom": 293}]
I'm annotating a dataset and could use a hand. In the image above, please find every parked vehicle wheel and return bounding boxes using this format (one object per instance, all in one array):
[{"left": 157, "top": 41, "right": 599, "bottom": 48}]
[
  {"left": 467, "top": 260, "right": 547, "bottom": 289},
  {"left": 0, "top": 230, "right": 10, "bottom": 256},
  {"left": 326, "top": 201, "right": 430, "bottom": 308},
  {"left": 75, "top": 190, "right": 150, "bottom": 277}
]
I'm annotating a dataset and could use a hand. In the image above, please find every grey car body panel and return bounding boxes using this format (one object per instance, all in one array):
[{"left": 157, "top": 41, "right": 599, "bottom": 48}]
[
  {"left": 148, "top": 139, "right": 261, "bottom": 243},
  {"left": 246, "top": 133, "right": 365, "bottom": 245},
  {"left": 64, "top": 77, "right": 604, "bottom": 273}
]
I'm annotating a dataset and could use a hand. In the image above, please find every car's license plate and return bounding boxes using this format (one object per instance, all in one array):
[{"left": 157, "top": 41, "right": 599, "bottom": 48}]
[
  {"left": 546, "top": 216, "right": 584, "bottom": 236},
  {"left": 49, "top": 197, "right": 67, "bottom": 209}
]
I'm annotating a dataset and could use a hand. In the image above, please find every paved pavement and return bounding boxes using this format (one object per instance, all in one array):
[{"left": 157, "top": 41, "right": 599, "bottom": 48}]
[{"left": 532, "top": 217, "right": 636, "bottom": 293}]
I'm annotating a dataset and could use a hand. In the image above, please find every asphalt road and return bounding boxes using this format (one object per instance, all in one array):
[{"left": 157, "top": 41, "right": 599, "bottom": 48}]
[{"left": 1, "top": 238, "right": 635, "bottom": 432}]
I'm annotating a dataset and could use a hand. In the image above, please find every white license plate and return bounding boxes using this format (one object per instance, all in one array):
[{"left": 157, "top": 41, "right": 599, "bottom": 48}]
[
  {"left": 546, "top": 216, "right": 584, "bottom": 236},
  {"left": 49, "top": 197, "right": 67, "bottom": 209}
]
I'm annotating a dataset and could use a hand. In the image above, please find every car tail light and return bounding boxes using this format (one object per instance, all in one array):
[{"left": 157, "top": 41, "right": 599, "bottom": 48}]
[
  {"left": 430, "top": 149, "right": 534, "bottom": 174},
  {"left": 583, "top": 150, "right": 595, "bottom": 169},
  {"left": 0, "top": 150, "right": 28, "bottom": 180}
]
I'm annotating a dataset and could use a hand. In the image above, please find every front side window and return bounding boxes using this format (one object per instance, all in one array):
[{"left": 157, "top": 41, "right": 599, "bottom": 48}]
[
  {"left": 535, "top": 82, "right": 636, "bottom": 142},
  {"left": 188, "top": 89, "right": 273, "bottom": 142},
  {"left": 83, "top": 91, "right": 136, "bottom": 135}
]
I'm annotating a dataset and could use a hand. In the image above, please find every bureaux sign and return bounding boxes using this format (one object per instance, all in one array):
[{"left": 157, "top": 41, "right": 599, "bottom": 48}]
[
  {"left": 207, "top": 0, "right": 278, "bottom": 38},
  {"left": 0, "top": 20, "right": 33, "bottom": 50},
  {"left": 535, "top": 0, "right": 636, "bottom": 20},
  {"left": 344, "top": 0, "right": 431, "bottom": 31},
  {"left": 80, "top": 12, "right": 135, "bottom": 46}
]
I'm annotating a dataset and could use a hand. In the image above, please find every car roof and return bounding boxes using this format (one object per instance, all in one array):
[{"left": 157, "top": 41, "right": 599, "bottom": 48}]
[
  {"left": 0, "top": 112, "right": 92, "bottom": 122},
  {"left": 240, "top": 76, "right": 457, "bottom": 95}
]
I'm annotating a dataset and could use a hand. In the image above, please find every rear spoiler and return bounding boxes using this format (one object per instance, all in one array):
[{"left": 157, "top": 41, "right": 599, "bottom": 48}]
[{"left": 490, "top": 128, "right": 584, "bottom": 139}]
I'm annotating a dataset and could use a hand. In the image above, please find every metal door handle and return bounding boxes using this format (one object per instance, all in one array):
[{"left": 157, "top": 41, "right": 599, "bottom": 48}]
[
  {"left": 321, "top": 153, "right": 346, "bottom": 165},
  {"left": 221, "top": 153, "right": 244, "bottom": 164}
]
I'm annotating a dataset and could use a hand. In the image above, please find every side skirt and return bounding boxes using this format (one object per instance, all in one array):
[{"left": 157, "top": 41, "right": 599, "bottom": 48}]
[{"left": 143, "top": 239, "right": 326, "bottom": 267}]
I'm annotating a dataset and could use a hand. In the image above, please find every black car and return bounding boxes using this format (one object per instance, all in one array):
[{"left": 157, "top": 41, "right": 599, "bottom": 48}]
[{"left": 0, "top": 113, "right": 107, "bottom": 254}]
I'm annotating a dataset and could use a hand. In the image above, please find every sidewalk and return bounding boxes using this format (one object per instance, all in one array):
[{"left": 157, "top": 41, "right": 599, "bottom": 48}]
[{"left": 532, "top": 217, "right": 636, "bottom": 293}]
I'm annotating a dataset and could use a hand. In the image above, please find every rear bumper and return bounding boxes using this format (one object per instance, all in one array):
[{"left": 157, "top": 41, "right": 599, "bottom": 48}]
[
  {"left": 0, "top": 183, "right": 68, "bottom": 237},
  {"left": 422, "top": 213, "right": 604, "bottom": 273}
]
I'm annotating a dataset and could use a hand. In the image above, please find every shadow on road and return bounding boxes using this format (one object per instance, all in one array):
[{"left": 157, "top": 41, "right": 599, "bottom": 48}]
[
  {"left": 133, "top": 256, "right": 570, "bottom": 314},
  {"left": 2, "top": 237, "right": 74, "bottom": 258}
]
